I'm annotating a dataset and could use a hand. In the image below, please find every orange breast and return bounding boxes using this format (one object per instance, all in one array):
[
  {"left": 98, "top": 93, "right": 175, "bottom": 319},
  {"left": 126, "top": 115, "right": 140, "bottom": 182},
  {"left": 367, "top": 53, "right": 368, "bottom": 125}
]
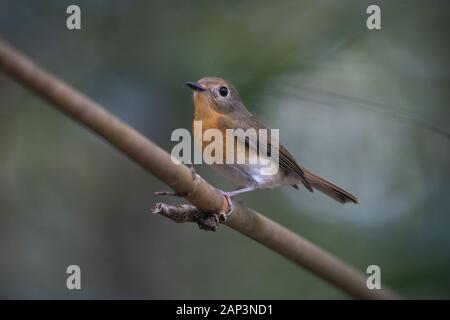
[{"left": 192, "top": 92, "right": 230, "bottom": 162}]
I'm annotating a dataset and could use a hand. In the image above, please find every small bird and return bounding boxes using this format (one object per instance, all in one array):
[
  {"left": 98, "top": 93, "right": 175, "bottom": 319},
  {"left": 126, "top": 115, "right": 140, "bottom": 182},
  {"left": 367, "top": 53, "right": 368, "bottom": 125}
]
[{"left": 186, "top": 77, "right": 358, "bottom": 204}]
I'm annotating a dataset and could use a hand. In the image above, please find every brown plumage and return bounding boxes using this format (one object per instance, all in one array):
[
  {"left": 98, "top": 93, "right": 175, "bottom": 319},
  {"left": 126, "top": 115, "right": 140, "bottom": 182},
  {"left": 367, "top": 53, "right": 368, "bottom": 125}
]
[
  {"left": 301, "top": 169, "right": 358, "bottom": 204},
  {"left": 187, "top": 77, "right": 358, "bottom": 204}
]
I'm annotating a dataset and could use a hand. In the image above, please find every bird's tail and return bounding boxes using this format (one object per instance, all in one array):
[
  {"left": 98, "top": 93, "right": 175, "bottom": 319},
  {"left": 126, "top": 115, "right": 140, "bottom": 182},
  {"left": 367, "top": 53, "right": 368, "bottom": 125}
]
[{"left": 303, "top": 169, "right": 358, "bottom": 204}]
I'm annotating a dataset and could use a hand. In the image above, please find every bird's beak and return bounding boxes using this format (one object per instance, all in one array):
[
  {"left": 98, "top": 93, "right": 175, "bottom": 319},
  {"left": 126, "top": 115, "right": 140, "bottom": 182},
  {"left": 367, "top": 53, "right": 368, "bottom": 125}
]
[{"left": 186, "top": 81, "right": 206, "bottom": 92}]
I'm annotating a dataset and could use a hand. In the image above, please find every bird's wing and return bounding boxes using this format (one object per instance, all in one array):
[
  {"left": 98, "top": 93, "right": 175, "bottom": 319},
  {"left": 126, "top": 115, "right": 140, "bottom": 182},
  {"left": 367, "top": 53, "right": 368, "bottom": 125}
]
[{"left": 218, "top": 114, "right": 313, "bottom": 192}]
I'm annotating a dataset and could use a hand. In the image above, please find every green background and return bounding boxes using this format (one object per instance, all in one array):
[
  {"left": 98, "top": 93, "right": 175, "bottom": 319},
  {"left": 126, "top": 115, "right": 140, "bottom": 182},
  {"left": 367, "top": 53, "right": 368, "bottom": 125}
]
[{"left": 0, "top": 0, "right": 449, "bottom": 298}]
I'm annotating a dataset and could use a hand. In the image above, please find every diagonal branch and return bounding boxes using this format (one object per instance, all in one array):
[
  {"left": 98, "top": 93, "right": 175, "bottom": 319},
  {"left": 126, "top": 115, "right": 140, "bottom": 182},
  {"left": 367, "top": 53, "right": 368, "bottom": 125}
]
[{"left": 0, "top": 37, "right": 401, "bottom": 299}]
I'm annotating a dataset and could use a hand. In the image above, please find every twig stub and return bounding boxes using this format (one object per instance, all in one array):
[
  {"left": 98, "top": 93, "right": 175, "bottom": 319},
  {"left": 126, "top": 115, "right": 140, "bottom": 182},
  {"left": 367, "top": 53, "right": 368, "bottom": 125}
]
[{"left": 151, "top": 203, "right": 221, "bottom": 231}]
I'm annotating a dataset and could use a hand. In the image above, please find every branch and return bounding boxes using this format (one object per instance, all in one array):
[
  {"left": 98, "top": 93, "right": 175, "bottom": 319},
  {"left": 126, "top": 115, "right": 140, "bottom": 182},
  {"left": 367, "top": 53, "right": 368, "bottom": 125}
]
[{"left": 0, "top": 37, "right": 401, "bottom": 299}]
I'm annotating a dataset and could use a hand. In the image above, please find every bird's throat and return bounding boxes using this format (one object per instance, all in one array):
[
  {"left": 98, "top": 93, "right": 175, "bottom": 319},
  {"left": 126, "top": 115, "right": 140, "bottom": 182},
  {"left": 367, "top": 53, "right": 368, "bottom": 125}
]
[{"left": 193, "top": 92, "right": 216, "bottom": 120}]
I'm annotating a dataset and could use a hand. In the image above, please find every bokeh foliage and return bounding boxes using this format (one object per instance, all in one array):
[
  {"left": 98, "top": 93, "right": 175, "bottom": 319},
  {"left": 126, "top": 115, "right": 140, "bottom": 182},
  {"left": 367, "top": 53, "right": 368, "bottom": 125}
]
[{"left": 0, "top": 0, "right": 449, "bottom": 298}]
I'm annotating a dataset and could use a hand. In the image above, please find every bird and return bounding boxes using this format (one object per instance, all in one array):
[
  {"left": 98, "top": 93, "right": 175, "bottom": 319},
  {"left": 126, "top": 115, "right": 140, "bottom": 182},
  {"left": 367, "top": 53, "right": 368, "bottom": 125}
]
[{"left": 186, "top": 77, "right": 358, "bottom": 204}]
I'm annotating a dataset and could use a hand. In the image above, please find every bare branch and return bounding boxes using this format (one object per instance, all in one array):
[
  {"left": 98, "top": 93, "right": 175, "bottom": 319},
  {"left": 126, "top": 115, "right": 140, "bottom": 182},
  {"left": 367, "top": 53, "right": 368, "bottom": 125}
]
[{"left": 0, "top": 37, "right": 401, "bottom": 299}]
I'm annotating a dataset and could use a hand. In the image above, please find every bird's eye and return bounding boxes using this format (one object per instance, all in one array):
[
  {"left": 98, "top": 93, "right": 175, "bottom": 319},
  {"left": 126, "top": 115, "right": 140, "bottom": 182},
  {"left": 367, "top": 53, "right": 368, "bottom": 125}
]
[{"left": 219, "top": 86, "right": 229, "bottom": 97}]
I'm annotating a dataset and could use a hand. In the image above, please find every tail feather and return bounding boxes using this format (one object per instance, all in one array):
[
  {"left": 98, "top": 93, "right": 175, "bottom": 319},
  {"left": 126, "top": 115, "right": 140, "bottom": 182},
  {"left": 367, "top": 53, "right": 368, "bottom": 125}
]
[{"left": 303, "top": 169, "right": 358, "bottom": 204}]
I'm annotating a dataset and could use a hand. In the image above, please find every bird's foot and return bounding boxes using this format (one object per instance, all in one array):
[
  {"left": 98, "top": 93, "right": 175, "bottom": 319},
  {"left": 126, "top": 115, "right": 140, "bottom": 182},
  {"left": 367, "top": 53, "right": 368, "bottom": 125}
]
[
  {"left": 215, "top": 191, "right": 234, "bottom": 223},
  {"left": 213, "top": 186, "right": 256, "bottom": 223}
]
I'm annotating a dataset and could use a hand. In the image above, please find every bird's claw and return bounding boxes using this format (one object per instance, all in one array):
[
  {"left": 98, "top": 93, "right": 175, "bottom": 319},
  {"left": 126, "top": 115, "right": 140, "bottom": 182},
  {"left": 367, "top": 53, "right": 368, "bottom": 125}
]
[{"left": 215, "top": 190, "right": 235, "bottom": 223}]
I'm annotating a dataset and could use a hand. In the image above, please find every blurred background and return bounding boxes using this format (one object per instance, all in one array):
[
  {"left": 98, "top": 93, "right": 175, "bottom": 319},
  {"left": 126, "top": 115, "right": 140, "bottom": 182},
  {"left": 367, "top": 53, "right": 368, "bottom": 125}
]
[{"left": 0, "top": 0, "right": 449, "bottom": 299}]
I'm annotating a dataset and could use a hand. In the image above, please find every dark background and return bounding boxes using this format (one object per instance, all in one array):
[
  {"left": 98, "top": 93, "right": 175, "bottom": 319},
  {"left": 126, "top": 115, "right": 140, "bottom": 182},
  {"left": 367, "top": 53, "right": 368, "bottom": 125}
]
[{"left": 0, "top": 0, "right": 449, "bottom": 299}]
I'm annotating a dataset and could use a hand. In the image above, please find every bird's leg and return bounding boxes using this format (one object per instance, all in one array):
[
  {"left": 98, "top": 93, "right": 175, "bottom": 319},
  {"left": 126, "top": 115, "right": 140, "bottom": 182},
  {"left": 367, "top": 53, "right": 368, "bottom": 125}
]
[
  {"left": 208, "top": 185, "right": 255, "bottom": 223},
  {"left": 218, "top": 185, "right": 256, "bottom": 197}
]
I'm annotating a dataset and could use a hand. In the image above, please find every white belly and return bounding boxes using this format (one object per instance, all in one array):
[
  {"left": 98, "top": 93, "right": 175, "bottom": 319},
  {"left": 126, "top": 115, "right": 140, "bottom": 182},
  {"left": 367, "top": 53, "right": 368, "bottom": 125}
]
[{"left": 210, "top": 162, "right": 298, "bottom": 189}]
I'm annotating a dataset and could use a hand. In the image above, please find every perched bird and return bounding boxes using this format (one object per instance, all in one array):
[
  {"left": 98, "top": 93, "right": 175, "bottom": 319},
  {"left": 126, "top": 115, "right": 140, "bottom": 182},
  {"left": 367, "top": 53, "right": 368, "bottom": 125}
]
[{"left": 186, "top": 77, "right": 358, "bottom": 204}]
